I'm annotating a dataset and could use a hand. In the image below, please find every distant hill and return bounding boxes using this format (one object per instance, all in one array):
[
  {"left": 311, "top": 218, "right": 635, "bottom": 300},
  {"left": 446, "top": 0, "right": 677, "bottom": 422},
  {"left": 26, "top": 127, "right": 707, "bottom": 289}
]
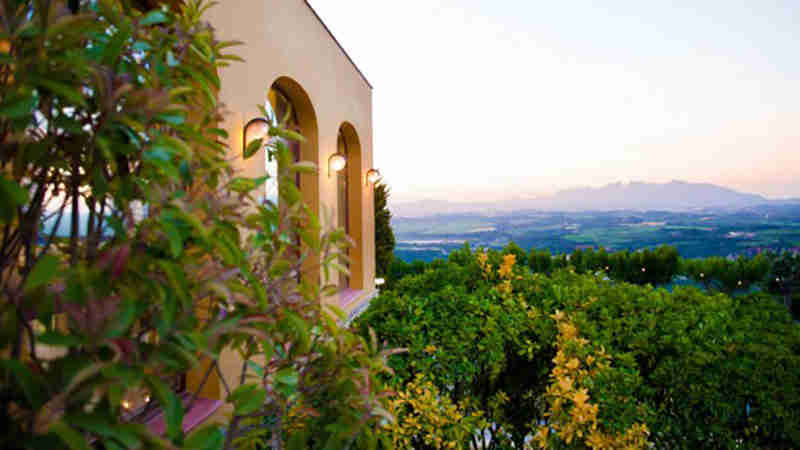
[{"left": 392, "top": 181, "right": 792, "bottom": 217}]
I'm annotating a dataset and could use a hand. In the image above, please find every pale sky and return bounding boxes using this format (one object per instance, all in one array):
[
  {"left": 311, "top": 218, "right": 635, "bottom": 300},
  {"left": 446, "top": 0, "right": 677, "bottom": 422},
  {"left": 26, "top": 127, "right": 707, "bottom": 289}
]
[{"left": 307, "top": 0, "right": 800, "bottom": 203}]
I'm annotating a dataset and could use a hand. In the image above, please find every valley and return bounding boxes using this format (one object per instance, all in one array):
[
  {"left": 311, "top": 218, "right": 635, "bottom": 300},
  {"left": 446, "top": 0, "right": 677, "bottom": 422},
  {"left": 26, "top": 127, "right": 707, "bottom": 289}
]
[{"left": 393, "top": 203, "right": 800, "bottom": 262}]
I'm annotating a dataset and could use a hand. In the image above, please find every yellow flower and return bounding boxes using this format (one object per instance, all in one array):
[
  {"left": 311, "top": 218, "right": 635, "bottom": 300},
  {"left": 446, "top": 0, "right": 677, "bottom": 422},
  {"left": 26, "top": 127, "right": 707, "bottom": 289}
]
[
  {"left": 557, "top": 376, "right": 573, "bottom": 393},
  {"left": 572, "top": 388, "right": 590, "bottom": 407},
  {"left": 424, "top": 344, "right": 437, "bottom": 354},
  {"left": 566, "top": 358, "right": 580, "bottom": 370},
  {"left": 539, "top": 310, "right": 650, "bottom": 450},
  {"left": 498, "top": 254, "right": 516, "bottom": 279}
]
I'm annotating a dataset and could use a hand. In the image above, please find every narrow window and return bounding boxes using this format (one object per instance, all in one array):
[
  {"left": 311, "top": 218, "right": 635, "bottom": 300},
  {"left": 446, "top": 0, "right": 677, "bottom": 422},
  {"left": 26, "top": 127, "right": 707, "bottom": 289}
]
[
  {"left": 337, "top": 129, "right": 350, "bottom": 288},
  {"left": 263, "top": 87, "right": 300, "bottom": 205}
]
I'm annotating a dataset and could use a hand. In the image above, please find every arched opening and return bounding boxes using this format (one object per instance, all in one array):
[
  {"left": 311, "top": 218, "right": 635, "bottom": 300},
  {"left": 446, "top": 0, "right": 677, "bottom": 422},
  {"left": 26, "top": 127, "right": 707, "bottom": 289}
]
[
  {"left": 337, "top": 122, "right": 363, "bottom": 290},
  {"left": 263, "top": 77, "right": 319, "bottom": 216},
  {"left": 263, "top": 77, "right": 320, "bottom": 284},
  {"left": 261, "top": 85, "right": 300, "bottom": 204}
]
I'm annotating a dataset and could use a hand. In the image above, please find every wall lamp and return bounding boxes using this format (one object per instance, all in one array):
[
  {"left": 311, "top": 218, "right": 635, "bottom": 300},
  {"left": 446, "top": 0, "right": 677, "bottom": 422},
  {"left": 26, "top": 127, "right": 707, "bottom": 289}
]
[
  {"left": 328, "top": 153, "right": 346, "bottom": 177},
  {"left": 366, "top": 168, "right": 382, "bottom": 185},
  {"left": 243, "top": 117, "right": 270, "bottom": 156}
]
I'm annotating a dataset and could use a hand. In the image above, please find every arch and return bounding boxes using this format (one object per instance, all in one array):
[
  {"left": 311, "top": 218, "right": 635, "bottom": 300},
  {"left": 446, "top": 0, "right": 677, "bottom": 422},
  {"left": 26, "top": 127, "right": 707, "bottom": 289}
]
[
  {"left": 265, "top": 76, "right": 320, "bottom": 286},
  {"left": 268, "top": 76, "right": 319, "bottom": 218},
  {"left": 337, "top": 122, "right": 364, "bottom": 290}
]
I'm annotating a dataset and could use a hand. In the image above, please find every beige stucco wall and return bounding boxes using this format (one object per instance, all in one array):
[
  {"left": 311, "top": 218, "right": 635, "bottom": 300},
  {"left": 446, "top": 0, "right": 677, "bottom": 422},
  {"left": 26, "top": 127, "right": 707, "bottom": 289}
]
[
  {"left": 206, "top": 0, "right": 375, "bottom": 293},
  {"left": 198, "top": 0, "right": 377, "bottom": 399}
]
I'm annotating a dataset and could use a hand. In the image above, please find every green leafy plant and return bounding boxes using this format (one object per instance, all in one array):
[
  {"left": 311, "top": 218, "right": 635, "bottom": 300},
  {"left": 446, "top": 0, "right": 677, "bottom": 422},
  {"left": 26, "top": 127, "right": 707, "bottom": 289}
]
[
  {"left": 360, "top": 245, "right": 800, "bottom": 449},
  {"left": 0, "top": 1, "right": 392, "bottom": 449},
  {"left": 374, "top": 181, "right": 395, "bottom": 278}
]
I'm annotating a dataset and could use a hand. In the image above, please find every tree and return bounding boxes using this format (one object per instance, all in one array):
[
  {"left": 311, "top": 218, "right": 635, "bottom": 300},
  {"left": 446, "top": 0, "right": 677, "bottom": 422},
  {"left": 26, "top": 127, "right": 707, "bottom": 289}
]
[
  {"left": 684, "top": 254, "right": 771, "bottom": 295},
  {"left": 768, "top": 251, "right": 800, "bottom": 318},
  {"left": 373, "top": 181, "right": 395, "bottom": 278},
  {"left": 0, "top": 2, "right": 391, "bottom": 449}
]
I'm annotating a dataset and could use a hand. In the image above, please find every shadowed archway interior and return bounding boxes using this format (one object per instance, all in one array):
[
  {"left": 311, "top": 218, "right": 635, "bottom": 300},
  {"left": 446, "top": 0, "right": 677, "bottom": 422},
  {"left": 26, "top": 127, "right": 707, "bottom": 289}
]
[{"left": 337, "top": 122, "right": 363, "bottom": 290}]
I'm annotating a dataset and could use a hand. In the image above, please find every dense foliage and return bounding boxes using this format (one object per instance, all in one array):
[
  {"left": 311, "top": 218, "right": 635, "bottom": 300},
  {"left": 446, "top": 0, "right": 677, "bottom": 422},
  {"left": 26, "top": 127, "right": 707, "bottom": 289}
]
[
  {"left": 0, "top": 1, "right": 391, "bottom": 449},
  {"left": 396, "top": 242, "right": 787, "bottom": 298},
  {"left": 527, "top": 244, "right": 681, "bottom": 286},
  {"left": 683, "top": 254, "right": 772, "bottom": 295},
  {"left": 358, "top": 244, "right": 800, "bottom": 448},
  {"left": 766, "top": 251, "right": 800, "bottom": 316},
  {"left": 374, "top": 181, "right": 395, "bottom": 278}
]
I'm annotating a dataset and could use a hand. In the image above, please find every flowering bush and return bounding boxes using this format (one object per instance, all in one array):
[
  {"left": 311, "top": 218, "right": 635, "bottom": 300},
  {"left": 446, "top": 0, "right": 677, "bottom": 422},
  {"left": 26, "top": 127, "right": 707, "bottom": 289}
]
[
  {"left": 386, "top": 374, "right": 485, "bottom": 449},
  {"left": 533, "top": 310, "right": 649, "bottom": 449},
  {"left": 361, "top": 245, "right": 800, "bottom": 448}
]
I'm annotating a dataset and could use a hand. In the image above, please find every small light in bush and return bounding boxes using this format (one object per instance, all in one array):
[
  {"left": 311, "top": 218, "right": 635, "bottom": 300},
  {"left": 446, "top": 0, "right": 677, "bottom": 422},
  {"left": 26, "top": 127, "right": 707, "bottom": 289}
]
[
  {"left": 145, "top": 395, "right": 151, "bottom": 403},
  {"left": 641, "top": 267, "right": 646, "bottom": 272},
  {"left": 375, "top": 277, "right": 385, "bottom": 286},
  {"left": 605, "top": 266, "right": 610, "bottom": 271},
  {"left": 738, "top": 280, "right": 742, "bottom": 286},
  {"left": 243, "top": 117, "right": 270, "bottom": 155},
  {"left": 366, "top": 168, "right": 382, "bottom": 185},
  {"left": 700, "top": 273, "right": 704, "bottom": 278},
  {"left": 122, "top": 400, "right": 131, "bottom": 410},
  {"left": 329, "top": 153, "right": 346, "bottom": 177}
]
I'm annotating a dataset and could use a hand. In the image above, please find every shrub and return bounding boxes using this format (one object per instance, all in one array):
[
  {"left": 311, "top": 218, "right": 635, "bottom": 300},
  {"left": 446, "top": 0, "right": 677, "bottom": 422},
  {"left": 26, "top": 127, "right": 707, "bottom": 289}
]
[
  {"left": 533, "top": 310, "right": 650, "bottom": 449},
  {"left": 386, "top": 374, "right": 485, "bottom": 449},
  {"left": 0, "top": 1, "right": 390, "bottom": 449},
  {"left": 357, "top": 248, "right": 553, "bottom": 448},
  {"left": 359, "top": 246, "right": 800, "bottom": 448}
]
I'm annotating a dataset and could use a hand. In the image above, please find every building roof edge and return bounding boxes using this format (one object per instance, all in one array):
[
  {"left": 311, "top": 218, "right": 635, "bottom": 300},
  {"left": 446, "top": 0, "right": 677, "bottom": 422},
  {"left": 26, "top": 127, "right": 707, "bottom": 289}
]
[{"left": 303, "top": 1, "right": 373, "bottom": 90}]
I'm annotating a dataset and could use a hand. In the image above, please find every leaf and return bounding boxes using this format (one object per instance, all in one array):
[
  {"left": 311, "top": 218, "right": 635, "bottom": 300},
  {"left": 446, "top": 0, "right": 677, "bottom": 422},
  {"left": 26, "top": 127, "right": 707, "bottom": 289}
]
[
  {"left": 102, "top": 22, "right": 133, "bottom": 66},
  {"left": 229, "top": 177, "right": 256, "bottom": 193},
  {"left": 104, "top": 299, "right": 138, "bottom": 338},
  {"left": 166, "top": 50, "right": 179, "bottom": 67},
  {"left": 183, "top": 425, "right": 224, "bottom": 450},
  {"left": 38, "top": 332, "right": 85, "bottom": 347},
  {"left": 0, "top": 89, "right": 38, "bottom": 118},
  {"left": 0, "top": 175, "right": 28, "bottom": 223},
  {"left": 132, "top": 41, "right": 151, "bottom": 52},
  {"left": 0, "top": 358, "right": 46, "bottom": 408},
  {"left": 246, "top": 360, "right": 264, "bottom": 377},
  {"left": 146, "top": 375, "right": 184, "bottom": 443},
  {"left": 161, "top": 219, "right": 184, "bottom": 258},
  {"left": 34, "top": 77, "right": 88, "bottom": 107},
  {"left": 139, "top": 10, "right": 168, "bottom": 26},
  {"left": 275, "top": 368, "right": 299, "bottom": 390},
  {"left": 155, "top": 112, "right": 185, "bottom": 125},
  {"left": 243, "top": 138, "right": 263, "bottom": 159},
  {"left": 66, "top": 414, "right": 142, "bottom": 448},
  {"left": 271, "top": 127, "right": 305, "bottom": 143},
  {"left": 227, "top": 383, "right": 266, "bottom": 415},
  {"left": 287, "top": 431, "right": 309, "bottom": 450},
  {"left": 46, "top": 13, "right": 97, "bottom": 38},
  {"left": 50, "top": 421, "right": 91, "bottom": 450},
  {"left": 144, "top": 146, "right": 172, "bottom": 163},
  {"left": 24, "top": 254, "right": 60, "bottom": 292},
  {"left": 290, "top": 161, "right": 317, "bottom": 174}
]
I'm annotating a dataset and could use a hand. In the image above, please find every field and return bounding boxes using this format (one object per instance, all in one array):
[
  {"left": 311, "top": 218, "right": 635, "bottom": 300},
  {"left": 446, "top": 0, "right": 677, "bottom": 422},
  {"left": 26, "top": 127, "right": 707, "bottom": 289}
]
[{"left": 393, "top": 203, "right": 800, "bottom": 262}]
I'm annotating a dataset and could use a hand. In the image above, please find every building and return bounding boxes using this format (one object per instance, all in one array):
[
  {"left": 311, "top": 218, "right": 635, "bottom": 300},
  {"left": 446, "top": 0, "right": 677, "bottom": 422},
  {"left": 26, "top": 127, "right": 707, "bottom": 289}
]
[
  {"left": 165, "top": 0, "right": 378, "bottom": 430},
  {"left": 210, "top": 0, "right": 377, "bottom": 310}
]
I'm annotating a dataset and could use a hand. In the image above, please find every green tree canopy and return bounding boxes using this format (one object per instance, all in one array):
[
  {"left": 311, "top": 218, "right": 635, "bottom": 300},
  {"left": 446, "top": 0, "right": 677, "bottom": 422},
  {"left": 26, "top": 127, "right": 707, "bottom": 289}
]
[{"left": 374, "top": 181, "right": 395, "bottom": 278}]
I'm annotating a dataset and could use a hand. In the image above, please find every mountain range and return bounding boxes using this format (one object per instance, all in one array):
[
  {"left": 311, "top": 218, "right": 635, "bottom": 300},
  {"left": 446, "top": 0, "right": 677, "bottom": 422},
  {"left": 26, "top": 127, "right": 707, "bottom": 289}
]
[{"left": 391, "top": 181, "right": 797, "bottom": 218}]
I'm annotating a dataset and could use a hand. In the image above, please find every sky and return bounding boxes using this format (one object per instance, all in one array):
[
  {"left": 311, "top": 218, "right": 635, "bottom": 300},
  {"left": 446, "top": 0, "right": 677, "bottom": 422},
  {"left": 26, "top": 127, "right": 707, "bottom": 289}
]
[{"left": 307, "top": 0, "right": 800, "bottom": 203}]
